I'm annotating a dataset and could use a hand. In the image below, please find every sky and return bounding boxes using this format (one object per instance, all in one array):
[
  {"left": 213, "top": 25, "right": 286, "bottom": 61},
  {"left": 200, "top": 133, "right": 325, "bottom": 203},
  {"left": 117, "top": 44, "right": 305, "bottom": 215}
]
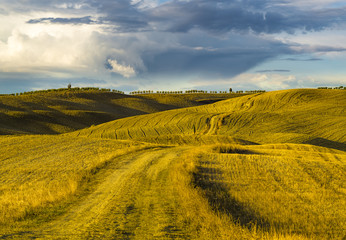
[{"left": 1, "top": 0, "right": 346, "bottom": 94}]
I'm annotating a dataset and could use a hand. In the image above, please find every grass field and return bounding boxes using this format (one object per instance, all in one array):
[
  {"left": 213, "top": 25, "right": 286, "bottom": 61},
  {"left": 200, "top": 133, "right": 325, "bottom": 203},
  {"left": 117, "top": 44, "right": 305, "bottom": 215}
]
[
  {"left": 73, "top": 89, "right": 345, "bottom": 149},
  {"left": 0, "top": 90, "right": 244, "bottom": 135},
  {"left": 0, "top": 89, "right": 345, "bottom": 239},
  {"left": 190, "top": 144, "right": 345, "bottom": 239}
]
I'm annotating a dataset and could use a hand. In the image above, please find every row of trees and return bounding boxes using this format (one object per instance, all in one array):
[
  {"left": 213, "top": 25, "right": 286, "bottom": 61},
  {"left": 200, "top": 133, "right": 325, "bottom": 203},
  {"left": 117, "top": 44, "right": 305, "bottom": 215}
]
[
  {"left": 129, "top": 90, "right": 156, "bottom": 94},
  {"left": 244, "top": 90, "right": 266, "bottom": 93},
  {"left": 7, "top": 87, "right": 125, "bottom": 96},
  {"left": 3, "top": 85, "right": 269, "bottom": 97},
  {"left": 318, "top": 86, "right": 345, "bottom": 90},
  {"left": 129, "top": 89, "right": 265, "bottom": 95},
  {"left": 129, "top": 90, "right": 225, "bottom": 95},
  {"left": 4, "top": 85, "right": 345, "bottom": 97},
  {"left": 185, "top": 90, "right": 210, "bottom": 94}
]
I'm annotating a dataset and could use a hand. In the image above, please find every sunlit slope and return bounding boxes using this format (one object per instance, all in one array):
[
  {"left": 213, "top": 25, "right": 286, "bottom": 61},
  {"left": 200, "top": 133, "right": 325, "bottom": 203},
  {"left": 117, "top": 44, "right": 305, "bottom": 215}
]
[
  {"left": 73, "top": 89, "right": 345, "bottom": 149},
  {"left": 0, "top": 135, "right": 151, "bottom": 224},
  {"left": 1, "top": 135, "right": 345, "bottom": 239},
  {"left": 190, "top": 143, "right": 346, "bottom": 239},
  {"left": 0, "top": 91, "right": 240, "bottom": 135}
]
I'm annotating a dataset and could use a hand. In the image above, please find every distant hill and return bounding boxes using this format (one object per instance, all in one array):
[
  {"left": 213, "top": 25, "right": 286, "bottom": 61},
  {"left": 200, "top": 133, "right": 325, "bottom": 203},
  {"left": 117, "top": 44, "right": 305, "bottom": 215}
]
[
  {"left": 73, "top": 89, "right": 346, "bottom": 150},
  {"left": 0, "top": 90, "right": 243, "bottom": 135}
]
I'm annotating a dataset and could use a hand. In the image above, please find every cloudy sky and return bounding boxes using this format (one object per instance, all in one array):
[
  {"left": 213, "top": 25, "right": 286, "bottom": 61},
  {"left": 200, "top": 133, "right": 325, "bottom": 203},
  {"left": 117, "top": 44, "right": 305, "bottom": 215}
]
[{"left": 1, "top": 0, "right": 346, "bottom": 93}]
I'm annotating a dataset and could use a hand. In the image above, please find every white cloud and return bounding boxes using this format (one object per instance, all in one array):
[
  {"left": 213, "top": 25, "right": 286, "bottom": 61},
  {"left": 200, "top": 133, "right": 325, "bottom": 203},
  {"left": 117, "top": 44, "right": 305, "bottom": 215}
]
[
  {"left": 107, "top": 59, "right": 136, "bottom": 78},
  {"left": 190, "top": 73, "right": 297, "bottom": 91},
  {"left": 0, "top": 29, "right": 88, "bottom": 72},
  {"left": 229, "top": 73, "right": 296, "bottom": 90},
  {"left": 0, "top": 13, "right": 113, "bottom": 79},
  {"left": 305, "top": 74, "right": 346, "bottom": 86},
  {"left": 54, "top": 3, "right": 87, "bottom": 10},
  {"left": 251, "top": 74, "right": 296, "bottom": 90}
]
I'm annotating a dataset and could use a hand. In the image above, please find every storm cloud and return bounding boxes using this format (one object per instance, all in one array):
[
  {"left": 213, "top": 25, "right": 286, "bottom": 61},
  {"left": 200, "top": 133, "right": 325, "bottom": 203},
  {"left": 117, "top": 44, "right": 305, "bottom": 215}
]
[
  {"left": 148, "top": 0, "right": 346, "bottom": 34},
  {"left": 25, "top": 0, "right": 346, "bottom": 34},
  {"left": 27, "top": 16, "right": 96, "bottom": 25},
  {"left": 1, "top": 0, "right": 346, "bottom": 93}
]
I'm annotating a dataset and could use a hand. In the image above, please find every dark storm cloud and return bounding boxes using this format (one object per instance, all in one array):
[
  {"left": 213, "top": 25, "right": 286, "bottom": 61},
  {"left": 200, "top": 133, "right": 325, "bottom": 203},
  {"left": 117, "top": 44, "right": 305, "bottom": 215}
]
[
  {"left": 21, "top": 0, "right": 149, "bottom": 31},
  {"left": 21, "top": 0, "right": 346, "bottom": 35},
  {"left": 136, "top": 34, "right": 294, "bottom": 77},
  {"left": 149, "top": 0, "right": 346, "bottom": 34},
  {"left": 141, "top": 48, "right": 269, "bottom": 76},
  {"left": 93, "top": 0, "right": 149, "bottom": 32},
  {"left": 27, "top": 16, "right": 95, "bottom": 25}
]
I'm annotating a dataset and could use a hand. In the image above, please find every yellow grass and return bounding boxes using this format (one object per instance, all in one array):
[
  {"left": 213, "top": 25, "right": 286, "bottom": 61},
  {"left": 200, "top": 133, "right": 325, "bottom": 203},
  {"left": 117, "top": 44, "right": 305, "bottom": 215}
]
[
  {"left": 74, "top": 89, "right": 346, "bottom": 149},
  {"left": 0, "top": 135, "right": 151, "bottom": 224},
  {"left": 0, "top": 89, "right": 345, "bottom": 239},
  {"left": 168, "top": 144, "right": 345, "bottom": 239},
  {"left": 138, "top": 92, "right": 247, "bottom": 108},
  {"left": 0, "top": 90, "right": 239, "bottom": 135}
]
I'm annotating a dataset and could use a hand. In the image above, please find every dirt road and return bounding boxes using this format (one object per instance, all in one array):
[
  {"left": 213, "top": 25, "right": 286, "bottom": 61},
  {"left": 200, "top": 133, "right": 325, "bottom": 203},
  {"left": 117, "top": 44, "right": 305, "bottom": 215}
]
[{"left": 3, "top": 147, "right": 189, "bottom": 239}]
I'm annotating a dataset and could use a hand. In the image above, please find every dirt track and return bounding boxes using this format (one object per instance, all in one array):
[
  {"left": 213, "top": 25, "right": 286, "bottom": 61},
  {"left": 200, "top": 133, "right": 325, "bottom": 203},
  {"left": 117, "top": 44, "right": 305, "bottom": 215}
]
[{"left": 3, "top": 147, "right": 189, "bottom": 239}]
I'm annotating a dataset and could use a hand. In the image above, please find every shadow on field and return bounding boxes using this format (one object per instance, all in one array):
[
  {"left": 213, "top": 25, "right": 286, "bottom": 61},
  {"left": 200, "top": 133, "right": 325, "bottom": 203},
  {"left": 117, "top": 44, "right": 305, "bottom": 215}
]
[
  {"left": 193, "top": 161, "right": 271, "bottom": 231},
  {"left": 304, "top": 137, "right": 346, "bottom": 152},
  {"left": 0, "top": 231, "right": 36, "bottom": 240},
  {"left": 213, "top": 145, "right": 260, "bottom": 155}
]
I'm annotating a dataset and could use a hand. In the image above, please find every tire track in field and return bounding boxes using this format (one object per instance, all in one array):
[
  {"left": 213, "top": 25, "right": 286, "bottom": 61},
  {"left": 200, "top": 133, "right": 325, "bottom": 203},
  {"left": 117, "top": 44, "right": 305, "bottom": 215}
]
[{"left": 17, "top": 147, "right": 189, "bottom": 239}]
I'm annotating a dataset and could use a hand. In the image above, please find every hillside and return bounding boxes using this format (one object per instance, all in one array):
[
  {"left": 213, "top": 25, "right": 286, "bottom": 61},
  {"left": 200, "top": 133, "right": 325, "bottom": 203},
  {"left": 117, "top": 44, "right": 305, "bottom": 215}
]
[
  {"left": 0, "top": 90, "right": 243, "bottom": 135},
  {"left": 0, "top": 137, "right": 345, "bottom": 239},
  {"left": 0, "top": 88, "right": 345, "bottom": 239},
  {"left": 73, "top": 89, "right": 346, "bottom": 150}
]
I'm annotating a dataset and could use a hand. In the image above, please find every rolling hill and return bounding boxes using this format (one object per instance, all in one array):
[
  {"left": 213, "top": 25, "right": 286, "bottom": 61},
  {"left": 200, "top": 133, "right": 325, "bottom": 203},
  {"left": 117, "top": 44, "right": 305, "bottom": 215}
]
[
  {"left": 73, "top": 89, "right": 346, "bottom": 150},
  {"left": 0, "top": 90, "right": 243, "bottom": 135},
  {"left": 0, "top": 88, "right": 345, "bottom": 239}
]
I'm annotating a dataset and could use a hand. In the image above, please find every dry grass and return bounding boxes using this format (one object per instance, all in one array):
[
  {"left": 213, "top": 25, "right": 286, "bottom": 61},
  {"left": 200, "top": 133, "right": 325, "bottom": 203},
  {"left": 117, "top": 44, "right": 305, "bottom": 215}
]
[
  {"left": 74, "top": 89, "right": 346, "bottom": 150},
  {"left": 2, "top": 139, "right": 342, "bottom": 239},
  {"left": 186, "top": 144, "right": 346, "bottom": 239},
  {"left": 138, "top": 92, "right": 247, "bottom": 108},
  {"left": 0, "top": 88, "right": 345, "bottom": 239},
  {"left": 170, "top": 148, "right": 257, "bottom": 239},
  {"left": 0, "top": 90, "right": 239, "bottom": 135},
  {"left": 0, "top": 135, "right": 152, "bottom": 224}
]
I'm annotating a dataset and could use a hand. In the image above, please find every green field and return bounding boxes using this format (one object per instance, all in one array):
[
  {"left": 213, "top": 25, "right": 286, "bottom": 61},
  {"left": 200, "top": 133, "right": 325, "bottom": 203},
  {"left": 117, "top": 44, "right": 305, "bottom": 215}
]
[{"left": 0, "top": 89, "right": 345, "bottom": 239}]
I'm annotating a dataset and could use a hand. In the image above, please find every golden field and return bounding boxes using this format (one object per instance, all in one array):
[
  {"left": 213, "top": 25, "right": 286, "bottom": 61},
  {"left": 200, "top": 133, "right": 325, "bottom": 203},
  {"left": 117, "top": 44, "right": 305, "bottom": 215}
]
[
  {"left": 0, "top": 88, "right": 345, "bottom": 239},
  {"left": 0, "top": 90, "right": 241, "bottom": 135}
]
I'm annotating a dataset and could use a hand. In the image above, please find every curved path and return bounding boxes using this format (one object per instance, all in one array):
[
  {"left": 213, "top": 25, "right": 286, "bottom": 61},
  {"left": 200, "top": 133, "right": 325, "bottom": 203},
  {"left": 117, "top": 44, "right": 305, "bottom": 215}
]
[{"left": 5, "top": 147, "right": 190, "bottom": 239}]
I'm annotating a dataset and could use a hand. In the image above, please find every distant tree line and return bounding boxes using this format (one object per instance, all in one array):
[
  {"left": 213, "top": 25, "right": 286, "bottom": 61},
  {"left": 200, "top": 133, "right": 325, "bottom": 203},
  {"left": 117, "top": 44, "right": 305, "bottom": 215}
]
[
  {"left": 129, "top": 90, "right": 156, "bottom": 94},
  {"left": 129, "top": 89, "right": 265, "bottom": 95},
  {"left": 5, "top": 87, "right": 125, "bottom": 96},
  {"left": 244, "top": 90, "right": 266, "bottom": 93},
  {"left": 156, "top": 91, "right": 183, "bottom": 94},
  {"left": 317, "top": 86, "right": 345, "bottom": 90},
  {"left": 185, "top": 90, "right": 209, "bottom": 94},
  {"left": 2, "top": 86, "right": 270, "bottom": 97},
  {"left": 129, "top": 90, "right": 221, "bottom": 95},
  {"left": 5, "top": 86, "right": 345, "bottom": 97}
]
